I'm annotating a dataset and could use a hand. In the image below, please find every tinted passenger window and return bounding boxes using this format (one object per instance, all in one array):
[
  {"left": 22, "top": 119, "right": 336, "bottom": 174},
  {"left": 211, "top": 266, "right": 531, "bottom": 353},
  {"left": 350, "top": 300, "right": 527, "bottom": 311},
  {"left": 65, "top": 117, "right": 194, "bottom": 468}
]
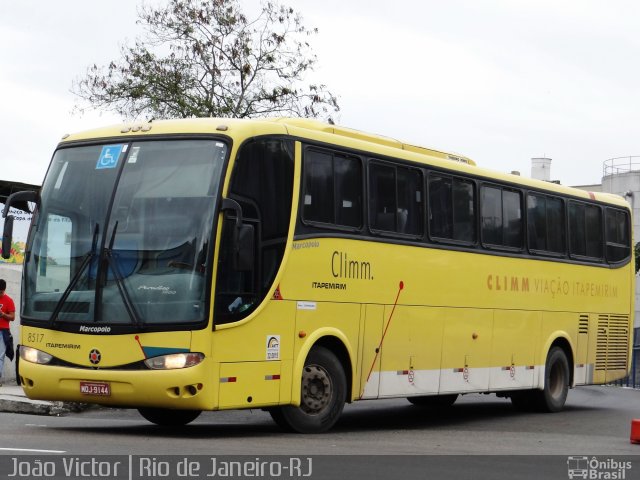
[
  {"left": 428, "top": 174, "right": 476, "bottom": 243},
  {"left": 303, "top": 150, "right": 333, "bottom": 224},
  {"left": 527, "top": 194, "right": 565, "bottom": 254},
  {"left": 369, "top": 163, "right": 395, "bottom": 231},
  {"left": 302, "top": 149, "right": 362, "bottom": 228},
  {"left": 369, "top": 162, "right": 423, "bottom": 236},
  {"left": 568, "top": 202, "right": 603, "bottom": 259},
  {"left": 335, "top": 155, "right": 363, "bottom": 227},
  {"left": 605, "top": 208, "right": 630, "bottom": 263},
  {"left": 481, "top": 186, "right": 522, "bottom": 249}
]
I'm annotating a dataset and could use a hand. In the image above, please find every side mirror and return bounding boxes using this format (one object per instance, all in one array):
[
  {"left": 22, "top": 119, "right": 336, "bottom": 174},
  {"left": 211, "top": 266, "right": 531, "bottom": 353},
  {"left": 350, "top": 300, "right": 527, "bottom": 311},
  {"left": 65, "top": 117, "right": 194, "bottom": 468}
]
[
  {"left": 2, "top": 215, "right": 14, "bottom": 259},
  {"left": 2, "top": 190, "right": 39, "bottom": 217}
]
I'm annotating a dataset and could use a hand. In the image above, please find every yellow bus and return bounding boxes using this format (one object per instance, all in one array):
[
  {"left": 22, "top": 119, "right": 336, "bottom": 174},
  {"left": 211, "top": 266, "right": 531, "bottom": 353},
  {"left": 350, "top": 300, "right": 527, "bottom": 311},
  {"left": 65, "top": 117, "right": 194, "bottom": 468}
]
[{"left": 3, "top": 118, "right": 633, "bottom": 433}]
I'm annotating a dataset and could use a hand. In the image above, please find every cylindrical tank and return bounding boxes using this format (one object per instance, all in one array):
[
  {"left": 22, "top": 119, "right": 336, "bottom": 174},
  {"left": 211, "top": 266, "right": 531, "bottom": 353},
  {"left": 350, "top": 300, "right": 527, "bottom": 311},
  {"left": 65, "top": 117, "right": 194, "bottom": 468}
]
[{"left": 531, "top": 157, "right": 552, "bottom": 182}]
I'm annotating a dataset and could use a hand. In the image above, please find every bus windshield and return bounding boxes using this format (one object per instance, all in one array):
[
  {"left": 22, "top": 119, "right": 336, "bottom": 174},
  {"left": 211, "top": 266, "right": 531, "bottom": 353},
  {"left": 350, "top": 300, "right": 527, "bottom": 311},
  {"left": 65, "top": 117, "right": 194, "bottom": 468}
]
[{"left": 23, "top": 139, "right": 227, "bottom": 329}]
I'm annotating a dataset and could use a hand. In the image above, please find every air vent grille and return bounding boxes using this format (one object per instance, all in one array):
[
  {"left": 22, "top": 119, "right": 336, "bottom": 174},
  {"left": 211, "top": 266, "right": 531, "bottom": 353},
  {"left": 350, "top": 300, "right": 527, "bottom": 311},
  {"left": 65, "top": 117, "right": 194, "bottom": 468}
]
[{"left": 595, "top": 314, "right": 629, "bottom": 371}]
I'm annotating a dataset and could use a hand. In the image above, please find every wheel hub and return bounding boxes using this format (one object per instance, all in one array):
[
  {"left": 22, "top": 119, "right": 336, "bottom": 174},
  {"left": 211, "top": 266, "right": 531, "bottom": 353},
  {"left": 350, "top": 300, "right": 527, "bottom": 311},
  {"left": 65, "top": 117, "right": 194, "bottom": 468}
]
[{"left": 301, "top": 364, "right": 332, "bottom": 414}]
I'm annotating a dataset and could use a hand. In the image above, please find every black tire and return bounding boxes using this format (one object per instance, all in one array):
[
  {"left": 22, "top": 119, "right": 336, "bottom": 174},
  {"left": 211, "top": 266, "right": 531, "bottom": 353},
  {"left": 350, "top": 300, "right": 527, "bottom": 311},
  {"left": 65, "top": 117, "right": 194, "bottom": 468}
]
[
  {"left": 138, "top": 407, "right": 201, "bottom": 426},
  {"left": 267, "top": 407, "right": 292, "bottom": 432},
  {"left": 269, "top": 346, "right": 346, "bottom": 433},
  {"left": 408, "top": 394, "right": 458, "bottom": 408},
  {"left": 534, "top": 346, "right": 570, "bottom": 412},
  {"left": 510, "top": 348, "right": 570, "bottom": 413}
]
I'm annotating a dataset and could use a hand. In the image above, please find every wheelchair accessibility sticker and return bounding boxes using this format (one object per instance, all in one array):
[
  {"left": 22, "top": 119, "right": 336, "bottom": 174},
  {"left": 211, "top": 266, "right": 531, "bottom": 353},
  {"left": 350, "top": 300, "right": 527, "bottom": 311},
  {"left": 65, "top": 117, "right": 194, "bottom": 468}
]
[{"left": 96, "top": 144, "right": 124, "bottom": 169}]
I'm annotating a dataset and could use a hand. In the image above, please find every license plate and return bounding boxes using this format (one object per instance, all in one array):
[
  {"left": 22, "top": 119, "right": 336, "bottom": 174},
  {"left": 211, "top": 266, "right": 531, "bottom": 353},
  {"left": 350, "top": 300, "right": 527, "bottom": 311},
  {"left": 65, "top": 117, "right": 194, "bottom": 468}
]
[{"left": 80, "top": 381, "right": 111, "bottom": 396}]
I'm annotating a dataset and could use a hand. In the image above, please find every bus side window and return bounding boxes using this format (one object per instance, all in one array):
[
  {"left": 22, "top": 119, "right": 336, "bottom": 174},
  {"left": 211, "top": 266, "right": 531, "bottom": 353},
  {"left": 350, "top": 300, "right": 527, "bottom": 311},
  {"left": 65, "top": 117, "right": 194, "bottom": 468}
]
[
  {"left": 585, "top": 205, "right": 603, "bottom": 258},
  {"left": 606, "top": 208, "right": 631, "bottom": 263},
  {"left": 369, "top": 163, "right": 396, "bottom": 231},
  {"left": 369, "top": 161, "right": 423, "bottom": 236},
  {"left": 303, "top": 150, "right": 334, "bottom": 224},
  {"left": 302, "top": 148, "right": 362, "bottom": 229},
  {"left": 527, "top": 193, "right": 565, "bottom": 255},
  {"left": 335, "top": 155, "right": 362, "bottom": 228},
  {"left": 481, "top": 185, "right": 523, "bottom": 249},
  {"left": 397, "top": 167, "right": 423, "bottom": 235},
  {"left": 527, "top": 194, "right": 546, "bottom": 251},
  {"left": 452, "top": 178, "right": 475, "bottom": 242},
  {"left": 546, "top": 196, "right": 565, "bottom": 253},
  {"left": 503, "top": 190, "right": 523, "bottom": 247},
  {"left": 429, "top": 173, "right": 475, "bottom": 243},
  {"left": 429, "top": 174, "right": 453, "bottom": 238},
  {"left": 569, "top": 201, "right": 603, "bottom": 260}
]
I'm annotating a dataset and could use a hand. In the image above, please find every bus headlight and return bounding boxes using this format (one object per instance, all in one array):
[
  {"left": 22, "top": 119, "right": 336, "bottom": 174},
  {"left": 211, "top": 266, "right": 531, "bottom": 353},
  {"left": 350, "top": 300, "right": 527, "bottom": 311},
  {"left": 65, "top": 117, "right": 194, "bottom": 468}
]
[
  {"left": 144, "top": 352, "right": 204, "bottom": 370},
  {"left": 20, "top": 346, "right": 53, "bottom": 365}
]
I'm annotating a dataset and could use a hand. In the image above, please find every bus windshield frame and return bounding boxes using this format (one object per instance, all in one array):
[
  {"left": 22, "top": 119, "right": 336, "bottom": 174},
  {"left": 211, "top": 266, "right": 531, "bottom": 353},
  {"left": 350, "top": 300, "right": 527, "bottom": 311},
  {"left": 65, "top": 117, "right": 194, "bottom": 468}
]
[{"left": 22, "top": 137, "right": 229, "bottom": 333}]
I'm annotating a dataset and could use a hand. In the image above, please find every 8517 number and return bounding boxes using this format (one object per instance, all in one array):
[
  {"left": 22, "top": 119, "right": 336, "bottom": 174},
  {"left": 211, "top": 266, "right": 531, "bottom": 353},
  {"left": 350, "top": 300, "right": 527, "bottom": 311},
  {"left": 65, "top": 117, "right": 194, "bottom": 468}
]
[{"left": 26, "top": 333, "right": 44, "bottom": 343}]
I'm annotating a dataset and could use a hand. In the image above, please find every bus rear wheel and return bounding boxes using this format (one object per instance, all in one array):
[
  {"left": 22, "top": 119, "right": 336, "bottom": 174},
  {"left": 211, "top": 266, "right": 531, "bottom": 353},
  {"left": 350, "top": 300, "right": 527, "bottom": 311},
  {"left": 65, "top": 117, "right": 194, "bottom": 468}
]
[
  {"left": 535, "top": 346, "right": 570, "bottom": 412},
  {"left": 269, "top": 346, "right": 346, "bottom": 433},
  {"left": 138, "top": 407, "right": 202, "bottom": 426},
  {"left": 510, "top": 346, "right": 570, "bottom": 413},
  {"left": 408, "top": 394, "right": 458, "bottom": 408}
]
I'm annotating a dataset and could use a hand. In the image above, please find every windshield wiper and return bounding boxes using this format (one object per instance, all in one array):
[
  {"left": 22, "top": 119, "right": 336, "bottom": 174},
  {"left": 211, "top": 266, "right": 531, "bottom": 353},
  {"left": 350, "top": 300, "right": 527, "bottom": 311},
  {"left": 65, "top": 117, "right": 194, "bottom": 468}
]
[
  {"left": 103, "top": 221, "right": 143, "bottom": 327},
  {"left": 49, "top": 223, "right": 100, "bottom": 326}
]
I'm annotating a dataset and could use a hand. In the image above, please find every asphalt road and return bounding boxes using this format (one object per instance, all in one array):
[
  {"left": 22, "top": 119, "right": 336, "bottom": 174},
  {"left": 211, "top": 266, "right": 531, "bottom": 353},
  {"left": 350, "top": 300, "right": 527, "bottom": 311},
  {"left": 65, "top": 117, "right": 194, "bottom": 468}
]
[{"left": 0, "top": 386, "right": 638, "bottom": 479}]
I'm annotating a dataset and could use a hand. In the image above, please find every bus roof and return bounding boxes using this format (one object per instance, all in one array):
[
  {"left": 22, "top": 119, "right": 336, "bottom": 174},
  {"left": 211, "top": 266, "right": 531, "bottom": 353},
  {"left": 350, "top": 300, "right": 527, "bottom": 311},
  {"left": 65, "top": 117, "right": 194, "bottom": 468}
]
[{"left": 59, "top": 117, "right": 629, "bottom": 209}]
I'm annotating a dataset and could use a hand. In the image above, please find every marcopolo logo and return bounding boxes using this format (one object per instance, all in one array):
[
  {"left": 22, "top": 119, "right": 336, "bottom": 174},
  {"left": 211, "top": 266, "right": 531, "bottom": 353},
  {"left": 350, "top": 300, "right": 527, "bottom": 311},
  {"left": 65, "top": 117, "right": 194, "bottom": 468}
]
[
  {"left": 79, "top": 325, "right": 111, "bottom": 333},
  {"left": 567, "top": 456, "right": 632, "bottom": 479}
]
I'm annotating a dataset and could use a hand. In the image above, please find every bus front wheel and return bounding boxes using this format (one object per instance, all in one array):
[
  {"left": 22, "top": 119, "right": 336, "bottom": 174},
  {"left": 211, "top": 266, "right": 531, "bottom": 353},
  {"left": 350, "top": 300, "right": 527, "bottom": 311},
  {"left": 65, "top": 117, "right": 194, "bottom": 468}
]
[
  {"left": 138, "top": 407, "right": 202, "bottom": 426},
  {"left": 269, "top": 346, "right": 346, "bottom": 433}
]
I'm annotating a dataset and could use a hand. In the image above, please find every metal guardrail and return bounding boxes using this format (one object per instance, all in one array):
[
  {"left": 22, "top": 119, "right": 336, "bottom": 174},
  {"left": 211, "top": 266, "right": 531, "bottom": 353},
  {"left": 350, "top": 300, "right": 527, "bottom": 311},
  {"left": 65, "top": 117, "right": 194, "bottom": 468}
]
[
  {"left": 611, "top": 349, "right": 639, "bottom": 388},
  {"left": 603, "top": 156, "right": 640, "bottom": 178},
  {"left": 613, "top": 350, "right": 638, "bottom": 388}
]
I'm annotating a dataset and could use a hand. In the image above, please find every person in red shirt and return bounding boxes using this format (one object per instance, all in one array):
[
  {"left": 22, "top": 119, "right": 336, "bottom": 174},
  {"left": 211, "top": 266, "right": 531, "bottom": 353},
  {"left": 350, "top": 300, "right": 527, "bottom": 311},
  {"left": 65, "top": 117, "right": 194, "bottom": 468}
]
[{"left": 0, "top": 279, "right": 15, "bottom": 386}]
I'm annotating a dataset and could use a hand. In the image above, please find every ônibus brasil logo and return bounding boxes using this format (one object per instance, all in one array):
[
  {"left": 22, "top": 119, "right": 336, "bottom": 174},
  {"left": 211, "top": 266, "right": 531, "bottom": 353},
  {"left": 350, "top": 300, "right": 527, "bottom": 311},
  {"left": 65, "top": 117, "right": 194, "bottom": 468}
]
[{"left": 567, "top": 456, "right": 632, "bottom": 479}]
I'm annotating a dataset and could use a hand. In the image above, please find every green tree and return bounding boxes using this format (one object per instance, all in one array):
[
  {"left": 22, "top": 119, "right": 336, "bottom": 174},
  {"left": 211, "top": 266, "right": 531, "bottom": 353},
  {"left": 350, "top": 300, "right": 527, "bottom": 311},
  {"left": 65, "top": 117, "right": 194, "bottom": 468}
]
[{"left": 72, "top": 0, "right": 339, "bottom": 120}]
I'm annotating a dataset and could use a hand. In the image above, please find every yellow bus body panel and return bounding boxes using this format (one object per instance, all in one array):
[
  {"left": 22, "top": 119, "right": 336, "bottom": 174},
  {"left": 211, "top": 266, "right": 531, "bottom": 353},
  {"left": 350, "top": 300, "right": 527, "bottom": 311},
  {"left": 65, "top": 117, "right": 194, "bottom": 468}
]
[{"left": 19, "top": 118, "right": 634, "bottom": 413}]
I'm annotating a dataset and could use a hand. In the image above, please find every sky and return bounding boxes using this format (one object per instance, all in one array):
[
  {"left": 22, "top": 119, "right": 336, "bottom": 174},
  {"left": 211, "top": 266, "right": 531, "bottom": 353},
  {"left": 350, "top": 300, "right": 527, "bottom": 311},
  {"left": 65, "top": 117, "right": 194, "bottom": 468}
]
[{"left": 2, "top": 0, "right": 640, "bottom": 187}]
